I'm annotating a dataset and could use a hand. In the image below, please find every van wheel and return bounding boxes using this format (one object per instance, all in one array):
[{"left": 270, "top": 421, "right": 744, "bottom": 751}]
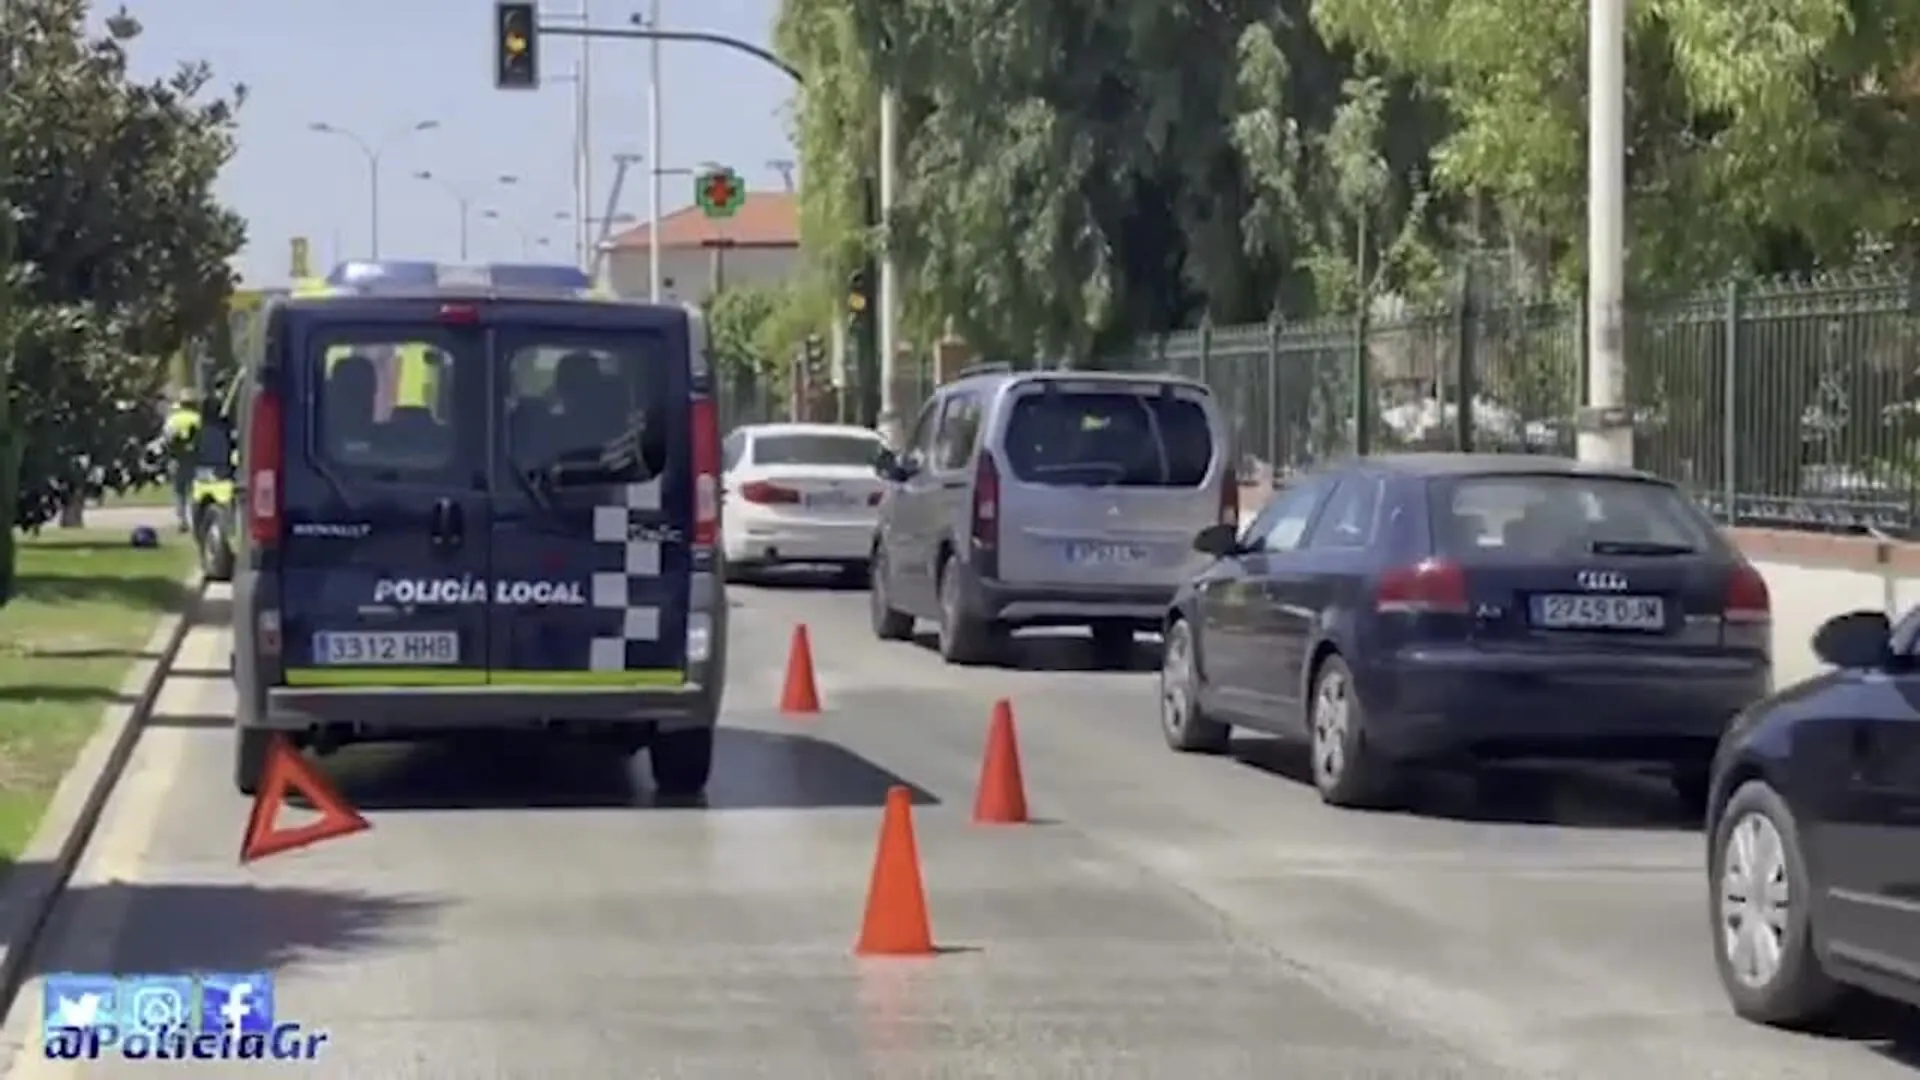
[
  {"left": 198, "top": 508, "right": 234, "bottom": 582},
  {"left": 234, "top": 729, "right": 273, "bottom": 796},
  {"left": 650, "top": 727, "right": 715, "bottom": 798},
  {"left": 1308, "top": 654, "right": 1401, "bottom": 809},
  {"left": 936, "top": 556, "right": 996, "bottom": 665},
  {"left": 1090, "top": 622, "right": 1135, "bottom": 670},
  {"left": 868, "top": 547, "right": 914, "bottom": 641},
  {"left": 1711, "top": 780, "right": 1844, "bottom": 1025}
]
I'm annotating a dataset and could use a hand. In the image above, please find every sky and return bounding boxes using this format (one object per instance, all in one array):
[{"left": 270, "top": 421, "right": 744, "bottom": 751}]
[{"left": 108, "top": 0, "right": 796, "bottom": 286}]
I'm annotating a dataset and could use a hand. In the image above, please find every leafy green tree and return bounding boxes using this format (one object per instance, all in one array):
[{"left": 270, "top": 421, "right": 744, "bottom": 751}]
[{"left": 0, "top": 0, "right": 245, "bottom": 597}]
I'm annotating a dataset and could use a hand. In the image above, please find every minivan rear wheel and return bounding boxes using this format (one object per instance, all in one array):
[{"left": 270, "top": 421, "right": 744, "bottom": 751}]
[
  {"left": 233, "top": 728, "right": 273, "bottom": 796},
  {"left": 936, "top": 557, "right": 996, "bottom": 665},
  {"left": 649, "top": 727, "right": 714, "bottom": 798},
  {"left": 1090, "top": 622, "right": 1134, "bottom": 670}
]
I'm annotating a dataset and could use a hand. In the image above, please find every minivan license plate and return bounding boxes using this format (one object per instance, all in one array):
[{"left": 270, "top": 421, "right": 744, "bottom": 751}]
[
  {"left": 313, "top": 631, "right": 458, "bottom": 665},
  {"left": 1529, "top": 594, "right": 1664, "bottom": 631},
  {"left": 1065, "top": 541, "right": 1147, "bottom": 566}
]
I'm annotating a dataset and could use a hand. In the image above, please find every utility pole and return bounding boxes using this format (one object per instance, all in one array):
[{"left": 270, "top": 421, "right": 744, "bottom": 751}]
[
  {"left": 646, "top": 1, "right": 663, "bottom": 301},
  {"left": 579, "top": 1, "right": 593, "bottom": 270},
  {"left": 876, "top": 90, "right": 902, "bottom": 445},
  {"left": 1579, "top": 0, "right": 1631, "bottom": 466}
]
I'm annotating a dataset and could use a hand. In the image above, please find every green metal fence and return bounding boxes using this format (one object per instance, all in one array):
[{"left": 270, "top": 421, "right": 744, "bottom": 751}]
[
  {"left": 1091, "top": 269, "right": 1920, "bottom": 537},
  {"left": 709, "top": 268, "right": 1920, "bottom": 536}
]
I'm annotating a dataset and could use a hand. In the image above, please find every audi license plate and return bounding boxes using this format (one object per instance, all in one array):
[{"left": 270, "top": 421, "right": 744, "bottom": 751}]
[
  {"left": 312, "top": 631, "right": 458, "bottom": 665},
  {"left": 1065, "top": 541, "right": 1147, "bottom": 566},
  {"left": 1529, "top": 594, "right": 1664, "bottom": 631}
]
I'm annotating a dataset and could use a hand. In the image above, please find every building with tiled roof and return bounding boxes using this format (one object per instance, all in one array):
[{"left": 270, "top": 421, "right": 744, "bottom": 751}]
[{"left": 598, "top": 191, "right": 800, "bottom": 305}]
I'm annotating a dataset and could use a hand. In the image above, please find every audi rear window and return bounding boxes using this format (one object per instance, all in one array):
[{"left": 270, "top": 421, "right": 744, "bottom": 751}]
[
  {"left": 1001, "top": 388, "right": 1214, "bottom": 487},
  {"left": 752, "top": 432, "right": 882, "bottom": 467},
  {"left": 1432, "top": 474, "right": 1720, "bottom": 556}
]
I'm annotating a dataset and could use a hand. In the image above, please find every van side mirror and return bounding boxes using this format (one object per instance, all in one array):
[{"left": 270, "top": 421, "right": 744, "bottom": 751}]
[
  {"left": 873, "top": 447, "right": 915, "bottom": 482},
  {"left": 1812, "top": 610, "right": 1892, "bottom": 669},
  {"left": 1193, "top": 522, "right": 1239, "bottom": 557}
]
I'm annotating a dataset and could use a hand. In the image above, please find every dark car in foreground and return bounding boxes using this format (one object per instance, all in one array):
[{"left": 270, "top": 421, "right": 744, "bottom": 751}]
[
  {"left": 1707, "top": 608, "right": 1920, "bottom": 1025},
  {"left": 1159, "top": 454, "right": 1773, "bottom": 810}
]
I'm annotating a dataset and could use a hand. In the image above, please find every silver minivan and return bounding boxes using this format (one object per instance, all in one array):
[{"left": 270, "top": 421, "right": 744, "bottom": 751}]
[{"left": 868, "top": 365, "right": 1235, "bottom": 666}]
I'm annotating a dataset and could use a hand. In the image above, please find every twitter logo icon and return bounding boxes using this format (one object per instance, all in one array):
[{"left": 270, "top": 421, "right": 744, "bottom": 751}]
[{"left": 41, "top": 973, "right": 119, "bottom": 1035}]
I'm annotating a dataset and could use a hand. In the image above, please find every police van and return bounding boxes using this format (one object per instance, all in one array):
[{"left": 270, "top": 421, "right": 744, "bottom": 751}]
[{"left": 223, "top": 261, "right": 726, "bottom": 796}]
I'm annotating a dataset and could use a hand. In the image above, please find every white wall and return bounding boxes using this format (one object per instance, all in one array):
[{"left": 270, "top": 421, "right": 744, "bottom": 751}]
[{"left": 602, "top": 245, "right": 800, "bottom": 307}]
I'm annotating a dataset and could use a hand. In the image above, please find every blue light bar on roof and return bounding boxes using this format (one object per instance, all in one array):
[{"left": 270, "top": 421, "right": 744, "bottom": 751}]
[{"left": 323, "top": 261, "right": 593, "bottom": 293}]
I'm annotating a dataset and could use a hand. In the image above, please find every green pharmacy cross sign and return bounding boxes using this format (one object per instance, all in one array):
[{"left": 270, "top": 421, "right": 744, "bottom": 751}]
[{"left": 696, "top": 167, "right": 746, "bottom": 219}]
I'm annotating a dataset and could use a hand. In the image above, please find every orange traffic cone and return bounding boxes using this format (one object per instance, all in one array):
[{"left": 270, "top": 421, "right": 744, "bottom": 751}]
[
  {"left": 972, "top": 699, "right": 1029, "bottom": 824},
  {"left": 781, "top": 624, "right": 821, "bottom": 714},
  {"left": 855, "top": 785, "right": 935, "bottom": 956}
]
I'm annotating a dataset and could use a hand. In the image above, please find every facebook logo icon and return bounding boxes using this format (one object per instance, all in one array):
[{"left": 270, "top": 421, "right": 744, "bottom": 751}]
[{"left": 197, "top": 973, "right": 274, "bottom": 1036}]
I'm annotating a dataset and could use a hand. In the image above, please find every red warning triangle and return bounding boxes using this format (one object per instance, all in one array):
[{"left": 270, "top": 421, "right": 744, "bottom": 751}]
[{"left": 239, "top": 736, "right": 370, "bottom": 864}]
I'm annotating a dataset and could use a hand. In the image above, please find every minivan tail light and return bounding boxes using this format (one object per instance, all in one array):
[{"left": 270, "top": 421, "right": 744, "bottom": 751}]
[
  {"left": 1220, "top": 463, "right": 1238, "bottom": 525},
  {"left": 972, "top": 452, "right": 999, "bottom": 547},
  {"left": 1376, "top": 558, "right": 1469, "bottom": 614},
  {"left": 437, "top": 302, "right": 481, "bottom": 324},
  {"left": 246, "top": 388, "right": 283, "bottom": 547},
  {"left": 1724, "top": 563, "right": 1770, "bottom": 624},
  {"left": 691, "top": 397, "right": 719, "bottom": 546}
]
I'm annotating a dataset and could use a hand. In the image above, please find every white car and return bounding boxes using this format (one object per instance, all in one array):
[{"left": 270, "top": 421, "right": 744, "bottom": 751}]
[{"left": 720, "top": 422, "right": 888, "bottom": 582}]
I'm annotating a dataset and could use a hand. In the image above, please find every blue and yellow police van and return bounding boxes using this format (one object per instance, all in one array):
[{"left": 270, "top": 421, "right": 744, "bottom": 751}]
[{"left": 223, "top": 261, "right": 727, "bottom": 796}]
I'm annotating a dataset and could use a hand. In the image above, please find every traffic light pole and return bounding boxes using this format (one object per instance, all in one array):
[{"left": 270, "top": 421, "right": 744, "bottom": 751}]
[{"left": 539, "top": 22, "right": 890, "bottom": 431}]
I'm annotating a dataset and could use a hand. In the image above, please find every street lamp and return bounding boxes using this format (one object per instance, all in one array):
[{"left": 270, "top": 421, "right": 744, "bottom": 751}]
[
  {"left": 308, "top": 119, "right": 440, "bottom": 258},
  {"left": 482, "top": 210, "right": 552, "bottom": 260},
  {"left": 413, "top": 171, "right": 474, "bottom": 261}
]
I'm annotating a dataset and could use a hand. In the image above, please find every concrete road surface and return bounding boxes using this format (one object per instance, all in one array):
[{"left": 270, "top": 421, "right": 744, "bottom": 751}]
[{"left": 0, "top": 576, "right": 1915, "bottom": 1077}]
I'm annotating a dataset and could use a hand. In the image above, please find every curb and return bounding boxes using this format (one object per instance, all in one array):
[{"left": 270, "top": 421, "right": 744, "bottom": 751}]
[{"left": 0, "top": 572, "right": 207, "bottom": 1026}]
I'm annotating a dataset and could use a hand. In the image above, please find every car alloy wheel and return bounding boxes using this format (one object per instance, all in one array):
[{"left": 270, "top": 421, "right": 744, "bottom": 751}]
[
  {"left": 1719, "top": 810, "right": 1791, "bottom": 989},
  {"left": 1310, "top": 667, "right": 1351, "bottom": 788}
]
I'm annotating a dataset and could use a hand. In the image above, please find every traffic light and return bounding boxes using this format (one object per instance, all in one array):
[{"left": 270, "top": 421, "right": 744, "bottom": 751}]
[
  {"left": 847, "top": 269, "right": 870, "bottom": 317},
  {"left": 495, "top": 1, "right": 540, "bottom": 90},
  {"left": 803, "top": 334, "right": 826, "bottom": 374}
]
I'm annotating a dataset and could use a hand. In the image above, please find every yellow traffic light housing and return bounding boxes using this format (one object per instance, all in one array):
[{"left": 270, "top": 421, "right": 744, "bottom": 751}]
[{"left": 495, "top": 2, "right": 540, "bottom": 90}]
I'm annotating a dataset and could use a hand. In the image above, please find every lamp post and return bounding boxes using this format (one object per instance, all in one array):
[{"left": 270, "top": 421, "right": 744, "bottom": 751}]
[
  {"left": 307, "top": 120, "right": 440, "bottom": 258},
  {"left": 482, "top": 210, "right": 552, "bottom": 260},
  {"left": 413, "top": 171, "right": 474, "bottom": 260}
]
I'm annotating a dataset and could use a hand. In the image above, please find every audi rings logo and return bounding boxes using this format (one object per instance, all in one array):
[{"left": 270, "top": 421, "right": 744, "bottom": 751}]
[{"left": 1577, "top": 570, "right": 1629, "bottom": 591}]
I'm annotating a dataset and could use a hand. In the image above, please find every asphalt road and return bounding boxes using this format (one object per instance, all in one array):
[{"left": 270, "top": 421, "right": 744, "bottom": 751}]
[{"left": 1, "top": 574, "right": 1916, "bottom": 1077}]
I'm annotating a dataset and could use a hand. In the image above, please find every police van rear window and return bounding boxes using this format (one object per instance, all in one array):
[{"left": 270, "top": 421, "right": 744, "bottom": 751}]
[
  {"left": 1002, "top": 388, "right": 1214, "bottom": 488},
  {"left": 312, "top": 330, "right": 461, "bottom": 475},
  {"left": 503, "top": 332, "right": 672, "bottom": 483}
]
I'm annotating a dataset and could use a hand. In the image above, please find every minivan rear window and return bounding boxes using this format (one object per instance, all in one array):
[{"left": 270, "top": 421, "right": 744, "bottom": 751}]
[
  {"left": 503, "top": 333, "right": 673, "bottom": 483},
  {"left": 1002, "top": 389, "right": 1214, "bottom": 487},
  {"left": 311, "top": 330, "right": 463, "bottom": 474},
  {"left": 753, "top": 432, "right": 881, "bottom": 467},
  {"left": 1433, "top": 474, "right": 1719, "bottom": 555}
]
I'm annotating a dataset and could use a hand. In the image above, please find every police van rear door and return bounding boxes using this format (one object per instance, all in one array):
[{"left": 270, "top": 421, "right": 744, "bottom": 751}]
[
  {"left": 489, "top": 303, "right": 693, "bottom": 686},
  {"left": 278, "top": 303, "right": 493, "bottom": 686}
]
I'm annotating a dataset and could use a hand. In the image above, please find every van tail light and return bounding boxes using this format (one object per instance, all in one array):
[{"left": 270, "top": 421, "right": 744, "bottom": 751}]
[
  {"left": 739, "top": 480, "right": 799, "bottom": 505},
  {"left": 867, "top": 491, "right": 883, "bottom": 506},
  {"left": 1220, "top": 464, "right": 1239, "bottom": 526},
  {"left": 971, "top": 452, "right": 999, "bottom": 548},
  {"left": 246, "top": 387, "right": 283, "bottom": 547},
  {"left": 1376, "top": 558, "right": 1470, "bottom": 614},
  {"left": 1724, "top": 563, "right": 1770, "bottom": 624},
  {"left": 691, "top": 397, "right": 719, "bottom": 546}
]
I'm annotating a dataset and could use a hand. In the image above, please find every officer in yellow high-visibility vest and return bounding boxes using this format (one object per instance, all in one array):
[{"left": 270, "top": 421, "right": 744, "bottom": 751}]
[{"left": 161, "top": 390, "right": 202, "bottom": 532}]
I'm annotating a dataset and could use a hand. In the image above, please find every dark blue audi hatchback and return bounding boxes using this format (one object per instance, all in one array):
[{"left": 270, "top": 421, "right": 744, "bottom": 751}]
[
  {"left": 1159, "top": 454, "right": 1773, "bottom": 810},
  {"left": 1706, "top": 608, "right": 1920, "bottom": 1026}
]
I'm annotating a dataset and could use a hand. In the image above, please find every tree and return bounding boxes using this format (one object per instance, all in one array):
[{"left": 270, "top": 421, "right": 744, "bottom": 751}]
[
  {"left": 775, "top": 0, "right": 1449, "bottom": 361},
  {"left": 0, "top": 0, "right": 245, "bottom": 589}
]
